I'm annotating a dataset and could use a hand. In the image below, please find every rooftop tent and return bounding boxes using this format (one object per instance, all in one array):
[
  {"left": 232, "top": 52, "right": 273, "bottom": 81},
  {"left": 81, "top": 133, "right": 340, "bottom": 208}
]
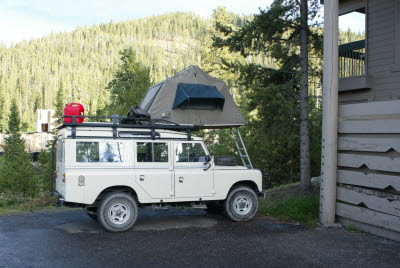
[{"left": 139, "top": 65, "right": 246, "bottom": 128}]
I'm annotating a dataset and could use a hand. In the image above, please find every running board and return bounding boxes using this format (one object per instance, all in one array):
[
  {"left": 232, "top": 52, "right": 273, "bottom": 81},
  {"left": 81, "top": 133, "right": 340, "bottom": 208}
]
[{"left": 152, "top": 204, "right": 169, "bottom": 210}]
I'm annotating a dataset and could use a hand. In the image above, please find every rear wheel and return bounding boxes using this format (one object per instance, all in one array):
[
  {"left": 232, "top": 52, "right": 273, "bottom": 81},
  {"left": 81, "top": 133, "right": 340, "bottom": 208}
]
[
  {"left": 224, "top": 186, "right": 258, "bottom": 222},
  {"left": 98, "top": 192, "right": 138, "bottom": 232}
]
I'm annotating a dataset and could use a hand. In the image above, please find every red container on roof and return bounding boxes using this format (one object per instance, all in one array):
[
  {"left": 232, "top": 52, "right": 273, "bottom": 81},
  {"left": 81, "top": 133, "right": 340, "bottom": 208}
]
[{"left": 63, "top": 103, "right": 84, "bottom": 123}]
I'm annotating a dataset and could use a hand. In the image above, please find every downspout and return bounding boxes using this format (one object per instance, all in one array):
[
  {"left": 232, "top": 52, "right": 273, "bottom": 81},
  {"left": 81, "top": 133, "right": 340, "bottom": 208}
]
[
  {"left": 320, "top": 0, "right": 339, "bottom": 226},
  {"left": 51, "top": 137, "right": 58, "bottom": 195}
]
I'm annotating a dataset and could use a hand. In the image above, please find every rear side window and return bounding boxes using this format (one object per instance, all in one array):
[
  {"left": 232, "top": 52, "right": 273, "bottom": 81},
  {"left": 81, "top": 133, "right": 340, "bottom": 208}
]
[
  {"left": 76, "top": 142, "right": 123, "bottom": 162},
  {"left": 136, "top": 142, "right": 168, "bottom": 162}
]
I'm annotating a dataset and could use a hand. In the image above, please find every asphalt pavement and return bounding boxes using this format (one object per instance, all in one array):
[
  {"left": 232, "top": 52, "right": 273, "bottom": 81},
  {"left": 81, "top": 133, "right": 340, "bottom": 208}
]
[{"left": 0, "top": 208, "right": 399, "bottom": 267}]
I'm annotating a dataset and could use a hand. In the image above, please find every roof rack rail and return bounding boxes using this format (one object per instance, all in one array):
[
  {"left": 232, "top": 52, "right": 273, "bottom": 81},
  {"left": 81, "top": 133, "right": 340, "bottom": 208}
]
[{"left": 58, "top": 115, "right": 198, "bottom": 141}]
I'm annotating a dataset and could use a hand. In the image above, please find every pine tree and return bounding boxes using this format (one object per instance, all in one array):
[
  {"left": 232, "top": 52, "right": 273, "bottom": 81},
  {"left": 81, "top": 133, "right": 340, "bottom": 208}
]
[
  {"left": 213, "top": 0, "right": 323, "bottom": 190},
  {"left": 106, "top": 48, "right": 152, "bottom": 116},
  {"left": 0, "top": 99, "right": 40, "bottom": 197},
  {"left": 54, "top": 79, "right": 66, "bottom": 124}
]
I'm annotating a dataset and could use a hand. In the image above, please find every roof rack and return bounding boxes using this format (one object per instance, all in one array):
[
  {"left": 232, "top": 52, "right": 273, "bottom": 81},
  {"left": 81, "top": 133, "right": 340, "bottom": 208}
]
[{"left": 59, "top": 115, "right": 198, "bottom": 141}]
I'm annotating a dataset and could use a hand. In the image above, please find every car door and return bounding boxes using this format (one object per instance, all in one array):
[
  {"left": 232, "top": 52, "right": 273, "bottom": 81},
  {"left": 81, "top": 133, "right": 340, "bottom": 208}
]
[
  {"left": 135, "top": 141, "right": 173, "bottom": 200},
  {"left": 173, "top": 141, "right": 214, "bottom": 199}
]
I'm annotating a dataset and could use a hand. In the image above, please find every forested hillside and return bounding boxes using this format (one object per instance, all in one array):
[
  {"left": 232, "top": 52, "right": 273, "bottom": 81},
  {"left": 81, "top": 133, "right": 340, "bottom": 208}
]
[
  {"left": 0, "top": 12, "right": 251, "bottom": 132},
  {"left": 0, "top": 10, "right": 362, "bottom": 134}
]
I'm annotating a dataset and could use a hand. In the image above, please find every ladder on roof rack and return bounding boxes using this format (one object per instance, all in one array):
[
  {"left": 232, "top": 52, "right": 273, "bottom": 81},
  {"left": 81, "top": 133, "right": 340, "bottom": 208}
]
[{"left": 231, "top": 127, "right": 253, "bottom": 170}]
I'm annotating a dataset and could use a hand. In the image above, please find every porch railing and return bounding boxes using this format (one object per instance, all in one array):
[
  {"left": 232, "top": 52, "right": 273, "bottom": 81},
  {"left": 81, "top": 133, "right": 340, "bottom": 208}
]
[{"left": 339, "top": 39, "right": 365, "bottom": 78}]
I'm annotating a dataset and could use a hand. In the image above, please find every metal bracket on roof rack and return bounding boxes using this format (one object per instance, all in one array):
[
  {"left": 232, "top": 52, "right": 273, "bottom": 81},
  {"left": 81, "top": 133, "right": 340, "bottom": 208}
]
[
  {"left": 150, "top": 119, "right": 156, "bottom": 140},
  {"left": 111, "top": 115, "right": 119, "bottom": 139},
  {"left": 71, "top": 127, "right": 76, "bottom": 138},
  {"left": 71, "top": 116, "right": 76, "bottom": 138}
]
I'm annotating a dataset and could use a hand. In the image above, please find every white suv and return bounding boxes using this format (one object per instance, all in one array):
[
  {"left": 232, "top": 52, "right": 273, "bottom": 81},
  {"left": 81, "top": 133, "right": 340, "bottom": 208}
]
[{"left": 54, "top": 124, "right": 262, "bottom": 232}]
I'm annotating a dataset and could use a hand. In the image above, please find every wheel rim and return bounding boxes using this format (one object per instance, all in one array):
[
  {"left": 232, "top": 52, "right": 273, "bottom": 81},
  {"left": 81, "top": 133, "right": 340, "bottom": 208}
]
[
  {"left": 108, "top": 202, "right": 130, "bottom": 225},
  {"left": 233, "top": 195, "right": 252, "bottom": 215}
]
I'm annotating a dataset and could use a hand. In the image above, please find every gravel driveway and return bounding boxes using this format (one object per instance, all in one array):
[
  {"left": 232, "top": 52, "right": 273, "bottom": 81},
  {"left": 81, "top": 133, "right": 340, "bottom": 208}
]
[{"left": 0, "top": 208, "right": 399, "bottom": 267}]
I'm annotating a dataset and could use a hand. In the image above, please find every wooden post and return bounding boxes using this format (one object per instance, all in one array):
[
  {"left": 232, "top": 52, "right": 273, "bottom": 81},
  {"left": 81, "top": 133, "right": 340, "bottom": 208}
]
[{"left": 320, "top": 0, "right": 339, "bottom": 226}]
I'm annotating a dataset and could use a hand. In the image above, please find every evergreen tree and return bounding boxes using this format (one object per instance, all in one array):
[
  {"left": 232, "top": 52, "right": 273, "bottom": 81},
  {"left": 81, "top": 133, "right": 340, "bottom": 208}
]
[
  {"left": 54, "top": 79, "right": 66, "bottom": 124},
  {"left": 0, "top": 99, "right": 39, "bottom": 197},
  {"left": 106, "top": 48, "right": 152, "bottom": 116},
  {"left": 213, "top": 0, "right": 323, "bottom": 190},
  {"left": 7, "top": 99, "right": 21, "bottom": 134}
]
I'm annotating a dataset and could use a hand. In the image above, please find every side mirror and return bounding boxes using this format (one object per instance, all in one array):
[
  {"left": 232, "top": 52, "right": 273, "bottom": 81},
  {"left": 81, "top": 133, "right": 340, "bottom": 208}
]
[{"left": 203, "top": 155, "right": 212, "bottom": 171}]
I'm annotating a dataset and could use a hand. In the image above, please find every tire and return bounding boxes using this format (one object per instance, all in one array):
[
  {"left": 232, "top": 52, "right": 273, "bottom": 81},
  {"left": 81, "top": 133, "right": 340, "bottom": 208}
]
[
  {"left": 97, "top": 192, "right": 138, "bottom": 232},
  {"left": 86, "top": 212, "right": 98, "bottom": 222},
  {"left": 224, "top": 186, "right": 258, "bottom": 222}
]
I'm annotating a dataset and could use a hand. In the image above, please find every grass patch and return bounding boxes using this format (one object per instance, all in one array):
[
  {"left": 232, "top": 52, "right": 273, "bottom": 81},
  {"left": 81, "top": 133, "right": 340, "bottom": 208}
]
[
  {"left": 346, "top": 223, "right": 362, "bottom": 233},
  {"left": 0, "top": 194, "right": 59, "bottom": 216},
  {"left": 259, "top": 182, "right": 320, "bottom": 226}
]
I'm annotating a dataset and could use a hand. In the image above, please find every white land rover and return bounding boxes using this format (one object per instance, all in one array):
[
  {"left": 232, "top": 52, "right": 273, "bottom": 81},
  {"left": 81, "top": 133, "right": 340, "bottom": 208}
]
[{"left": 53, "top": 122, "right": 263, "bottom": 232}]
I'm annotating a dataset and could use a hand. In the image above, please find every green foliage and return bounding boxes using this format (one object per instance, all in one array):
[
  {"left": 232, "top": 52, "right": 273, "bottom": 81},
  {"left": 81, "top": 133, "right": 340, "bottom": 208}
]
[
  {"left": 346, "top": 223, "right": 362, "bottom": 233},
  {"left": 0, "top": 102, "right": 40, "bottom": 197},
  {"left": 206, "top": 2, "right": 323, "bottom": 185},
  {"left": 0, "top": 193, "right": 57, "bottom": 214},
  {"left": 259, "top": 194, "right": 320, "bottom": 226},
  {"left": 7, "top": 99, "right": 21, "bottom": 134},
  {"left": 37, "top": 150, "right": 52, "bottom": 193},
  {"left": 54, "top": 80, "right": 66, "bottom": 124},
  {"left": 106, "top": 48, "right": 152, "bottom": 115}
]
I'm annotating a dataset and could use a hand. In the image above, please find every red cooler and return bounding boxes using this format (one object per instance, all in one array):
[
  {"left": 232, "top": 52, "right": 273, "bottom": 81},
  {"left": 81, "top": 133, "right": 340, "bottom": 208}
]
[{"left": 64, "top": 103, "right": 85, "bottom": 123}]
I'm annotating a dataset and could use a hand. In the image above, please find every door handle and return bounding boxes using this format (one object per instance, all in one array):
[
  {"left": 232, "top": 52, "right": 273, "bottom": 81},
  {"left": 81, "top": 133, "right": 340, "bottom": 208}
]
[
  {"left": 179, "top": 177, "right": 184, "bottom": 183},
  {"left": 139, "top": 175, "right": 145, "bottom": 181}
]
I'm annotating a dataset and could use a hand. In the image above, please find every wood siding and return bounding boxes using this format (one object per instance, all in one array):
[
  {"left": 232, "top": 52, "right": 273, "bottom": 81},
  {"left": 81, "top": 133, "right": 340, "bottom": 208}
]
[
  {"left": 337, "top": 99, "right": 400, "bottom": 239},
  {"left": 337, "top": 1, "right": 400, "bottom": 240}
]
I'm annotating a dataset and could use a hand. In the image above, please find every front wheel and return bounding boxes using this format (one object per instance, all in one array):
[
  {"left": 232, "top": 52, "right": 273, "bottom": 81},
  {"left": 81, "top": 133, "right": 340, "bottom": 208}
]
[
  {"left": 98, "top": 192, "right": 138, "bottom": 232},
  {"left": 224, "top": 186, "right": 258, "bottom": 222}
]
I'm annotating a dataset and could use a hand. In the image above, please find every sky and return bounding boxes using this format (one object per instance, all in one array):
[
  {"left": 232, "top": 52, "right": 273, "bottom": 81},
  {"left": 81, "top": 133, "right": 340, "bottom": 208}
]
[{"left": 0, "top": 0, "right": 364, "bottom": 46}]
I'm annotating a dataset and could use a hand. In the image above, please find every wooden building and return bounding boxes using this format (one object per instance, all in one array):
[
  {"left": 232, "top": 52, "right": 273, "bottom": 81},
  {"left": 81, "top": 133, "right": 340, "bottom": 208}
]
[
  {"left": 0, "top": 133, "right": 53, "bottom": 153},
  {"left": 321, "top": 0, "right": 400, "bottom": 241}
]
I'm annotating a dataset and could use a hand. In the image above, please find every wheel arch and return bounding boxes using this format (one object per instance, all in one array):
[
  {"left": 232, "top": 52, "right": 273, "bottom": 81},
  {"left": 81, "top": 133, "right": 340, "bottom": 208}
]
[
  {"left": 229, "top": 180, "right": 260, "bottom": 195},
  {"left": 95, "top": 185, "right": 139, "bottom": 204}
]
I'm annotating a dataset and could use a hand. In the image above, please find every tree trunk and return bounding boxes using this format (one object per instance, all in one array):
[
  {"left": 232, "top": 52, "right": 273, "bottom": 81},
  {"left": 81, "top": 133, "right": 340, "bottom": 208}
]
[{"left": 299, "top": 0, "right": 311, "bottom": 191}]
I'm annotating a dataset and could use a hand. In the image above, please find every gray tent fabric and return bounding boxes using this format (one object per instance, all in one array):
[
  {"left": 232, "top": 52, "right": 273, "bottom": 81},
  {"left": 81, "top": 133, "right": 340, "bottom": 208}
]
[{"left": 139, "top": 65, "right": 246, "bottom": 128}]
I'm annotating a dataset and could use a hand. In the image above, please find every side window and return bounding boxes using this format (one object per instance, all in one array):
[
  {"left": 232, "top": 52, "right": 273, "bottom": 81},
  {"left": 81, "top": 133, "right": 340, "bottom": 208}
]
[
  {"left": 176, "top": 143, "right": 206, "bottom": 163},
  {"left": 57, "top": 140, "right": 64, "bottom": 162},
  {"left": 136, "top": 142, "right": 168, "bottom": 162},
  {"left": 76, "top": 142, "right": 123, "bottom": 163}
]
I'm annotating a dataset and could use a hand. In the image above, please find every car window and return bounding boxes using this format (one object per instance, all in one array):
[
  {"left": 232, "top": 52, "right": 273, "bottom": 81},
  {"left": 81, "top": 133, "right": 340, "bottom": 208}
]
[
  {"left": 176, "top": 143, "right": 206, "bottom": 163},
  {"left": 136, "top": 142, "right": 168, "bottom": 162},
  {"left": 76, "top": 142, "right": 123, "bottom": 162}
]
